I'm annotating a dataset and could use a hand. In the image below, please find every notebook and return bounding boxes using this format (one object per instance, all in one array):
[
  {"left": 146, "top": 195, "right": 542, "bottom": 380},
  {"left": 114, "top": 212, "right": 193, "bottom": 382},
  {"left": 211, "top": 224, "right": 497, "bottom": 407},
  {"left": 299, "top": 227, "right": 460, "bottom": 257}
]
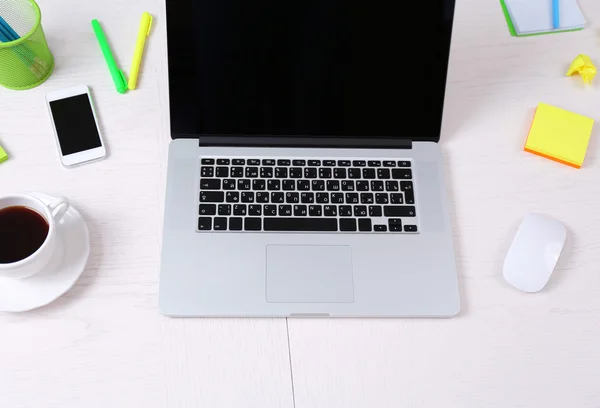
[
  {"left": 500, "top": 0, "right": 585, "bottom": 37},
  {"left": 524, "top": 103, "right": 594, "bottom": 169}
]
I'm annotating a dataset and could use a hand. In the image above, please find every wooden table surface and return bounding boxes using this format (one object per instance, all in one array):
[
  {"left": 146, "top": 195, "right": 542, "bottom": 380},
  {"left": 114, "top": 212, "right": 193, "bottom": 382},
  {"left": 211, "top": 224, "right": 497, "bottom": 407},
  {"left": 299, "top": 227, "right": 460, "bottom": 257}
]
[{"left": 2, "top": 0, "right": 600, "bottom": 406}]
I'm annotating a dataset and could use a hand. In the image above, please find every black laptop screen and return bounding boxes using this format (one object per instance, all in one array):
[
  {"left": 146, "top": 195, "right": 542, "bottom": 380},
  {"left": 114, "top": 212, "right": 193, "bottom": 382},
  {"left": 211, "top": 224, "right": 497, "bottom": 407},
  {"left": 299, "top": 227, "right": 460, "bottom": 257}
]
[{"left": 166, "top": 0, "right": 456, "bottom": 141}]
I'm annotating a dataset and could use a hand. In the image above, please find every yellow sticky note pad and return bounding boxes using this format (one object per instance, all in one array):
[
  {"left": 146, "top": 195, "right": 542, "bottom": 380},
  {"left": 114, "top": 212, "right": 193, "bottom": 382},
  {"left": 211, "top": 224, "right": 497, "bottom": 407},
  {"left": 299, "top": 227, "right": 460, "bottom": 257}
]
[{"left": 525, "top": 103, "right": 594, "bottom": 168}]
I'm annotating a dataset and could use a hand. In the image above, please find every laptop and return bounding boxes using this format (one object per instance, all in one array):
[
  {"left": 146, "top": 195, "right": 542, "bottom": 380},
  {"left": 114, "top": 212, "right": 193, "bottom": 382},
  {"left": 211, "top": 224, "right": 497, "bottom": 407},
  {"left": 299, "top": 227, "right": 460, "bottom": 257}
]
[{"left": 159, "top": 0, "right": 460, "bottom": 317}]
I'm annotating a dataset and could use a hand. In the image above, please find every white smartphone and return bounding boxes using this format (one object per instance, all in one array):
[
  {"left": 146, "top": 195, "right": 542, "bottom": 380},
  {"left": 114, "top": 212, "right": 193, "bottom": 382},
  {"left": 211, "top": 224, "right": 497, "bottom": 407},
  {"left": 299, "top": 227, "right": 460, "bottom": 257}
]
[{"left": 46, "top": 85, "right": 107, "bottom": 167}]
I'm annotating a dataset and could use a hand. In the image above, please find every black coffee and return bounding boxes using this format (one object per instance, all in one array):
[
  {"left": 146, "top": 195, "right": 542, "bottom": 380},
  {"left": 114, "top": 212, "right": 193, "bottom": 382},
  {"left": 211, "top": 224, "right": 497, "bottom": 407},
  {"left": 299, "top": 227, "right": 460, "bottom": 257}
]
[{"left": 0, "top": 206, "right": 49, "bottom": 264}]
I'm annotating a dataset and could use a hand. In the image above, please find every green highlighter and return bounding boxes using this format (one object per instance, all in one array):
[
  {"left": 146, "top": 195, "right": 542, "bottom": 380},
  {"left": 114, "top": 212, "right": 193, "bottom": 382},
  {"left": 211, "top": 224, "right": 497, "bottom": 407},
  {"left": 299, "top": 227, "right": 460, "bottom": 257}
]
[
  {"left": 0, "top": 145, "right": 8, "bottom": 164},
  {"left": 91, "top": 19, "right": 127, "bottom": 94}
]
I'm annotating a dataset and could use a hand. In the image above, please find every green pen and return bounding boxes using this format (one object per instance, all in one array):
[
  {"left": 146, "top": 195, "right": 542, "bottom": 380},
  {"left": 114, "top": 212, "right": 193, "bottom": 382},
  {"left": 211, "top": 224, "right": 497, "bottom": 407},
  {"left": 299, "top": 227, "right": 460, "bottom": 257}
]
[{"left": 91, "top": 19, "right": 127, "bottom": 94}]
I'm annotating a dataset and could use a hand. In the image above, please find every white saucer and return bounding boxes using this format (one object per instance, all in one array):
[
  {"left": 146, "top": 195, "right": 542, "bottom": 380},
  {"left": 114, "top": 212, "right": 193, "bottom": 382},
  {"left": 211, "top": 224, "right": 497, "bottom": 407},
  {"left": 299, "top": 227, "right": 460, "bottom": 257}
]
[{"left": 0, "top": 192, "right": 90, "bottom": 312}]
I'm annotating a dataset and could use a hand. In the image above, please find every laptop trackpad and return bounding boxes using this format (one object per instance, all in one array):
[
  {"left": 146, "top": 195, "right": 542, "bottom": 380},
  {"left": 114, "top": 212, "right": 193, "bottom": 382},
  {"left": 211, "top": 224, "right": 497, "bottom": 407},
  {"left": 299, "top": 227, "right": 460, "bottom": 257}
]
[{"left": 266, "top": 245, "right": 354, "bottom": 303}]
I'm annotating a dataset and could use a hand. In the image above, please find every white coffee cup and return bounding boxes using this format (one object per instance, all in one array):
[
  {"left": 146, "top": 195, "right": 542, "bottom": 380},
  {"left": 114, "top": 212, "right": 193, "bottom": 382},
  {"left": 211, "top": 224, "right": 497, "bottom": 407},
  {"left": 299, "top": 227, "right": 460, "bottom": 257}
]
[{"left": 0, "top": 194, "right": 69, "bottom": 279}]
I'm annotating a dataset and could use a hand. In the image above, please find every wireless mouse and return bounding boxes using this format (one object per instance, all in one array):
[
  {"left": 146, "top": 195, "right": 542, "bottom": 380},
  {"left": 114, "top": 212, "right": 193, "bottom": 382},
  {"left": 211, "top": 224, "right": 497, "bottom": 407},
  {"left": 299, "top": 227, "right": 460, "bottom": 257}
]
[{"left": 503, "top": 213, "right": 567, "bottom": 293}]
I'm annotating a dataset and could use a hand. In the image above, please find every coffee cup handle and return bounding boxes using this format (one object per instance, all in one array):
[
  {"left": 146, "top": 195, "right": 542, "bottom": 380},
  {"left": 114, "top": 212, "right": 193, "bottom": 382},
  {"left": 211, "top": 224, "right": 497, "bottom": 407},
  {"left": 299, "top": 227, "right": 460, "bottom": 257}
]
[{"left": 47, "top": 197, "right": 70, "bottom": 223}]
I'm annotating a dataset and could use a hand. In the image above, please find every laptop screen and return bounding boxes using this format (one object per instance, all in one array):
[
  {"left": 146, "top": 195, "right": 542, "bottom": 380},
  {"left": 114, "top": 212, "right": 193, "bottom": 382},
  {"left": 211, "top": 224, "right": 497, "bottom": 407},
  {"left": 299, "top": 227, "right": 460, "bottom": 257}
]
[{"left": 167, "top": 0, "right": 456, "bottom": 142}]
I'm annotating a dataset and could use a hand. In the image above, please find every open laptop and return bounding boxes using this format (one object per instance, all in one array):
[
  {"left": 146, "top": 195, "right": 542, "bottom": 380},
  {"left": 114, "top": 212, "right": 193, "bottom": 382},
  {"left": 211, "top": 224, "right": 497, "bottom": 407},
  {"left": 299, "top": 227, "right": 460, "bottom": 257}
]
[{"left": 159, "top": 0, "right": 460, "bottom": 317}]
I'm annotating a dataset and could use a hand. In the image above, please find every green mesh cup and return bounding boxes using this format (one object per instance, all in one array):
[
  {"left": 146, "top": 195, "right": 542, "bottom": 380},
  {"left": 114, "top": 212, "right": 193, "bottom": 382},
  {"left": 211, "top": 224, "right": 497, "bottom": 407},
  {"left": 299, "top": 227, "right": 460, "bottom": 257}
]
[{"left": 0, "top": 0, "right": 53, "bottom": 90}]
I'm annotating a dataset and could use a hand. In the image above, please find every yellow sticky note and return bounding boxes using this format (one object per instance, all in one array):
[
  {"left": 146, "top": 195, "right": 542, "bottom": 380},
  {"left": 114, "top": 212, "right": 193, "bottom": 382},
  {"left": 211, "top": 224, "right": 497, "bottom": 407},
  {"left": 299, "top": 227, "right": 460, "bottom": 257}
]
[
  {"left": 567, "top": 54, "right": 597, "bottom": 84},
  {"left": 524, "top": 103, "right": 594, "bottom": 168},
  {"left": 0, "top": 145, "right": 7, "bottom": 164}
]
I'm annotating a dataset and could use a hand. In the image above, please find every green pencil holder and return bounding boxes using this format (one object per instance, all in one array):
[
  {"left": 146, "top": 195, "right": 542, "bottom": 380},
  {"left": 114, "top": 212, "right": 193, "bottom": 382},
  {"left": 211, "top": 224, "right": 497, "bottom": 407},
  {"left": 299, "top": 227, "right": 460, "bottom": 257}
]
[{"left": 0, "top": 0, "right": 53, "bottom": 90}]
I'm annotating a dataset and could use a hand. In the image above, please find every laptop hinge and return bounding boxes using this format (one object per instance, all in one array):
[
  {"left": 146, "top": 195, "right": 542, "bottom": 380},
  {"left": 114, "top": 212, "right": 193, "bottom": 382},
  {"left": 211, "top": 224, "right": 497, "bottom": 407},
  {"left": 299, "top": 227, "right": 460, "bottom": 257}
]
[{"left": 196, "top": 136, "right": 412, "bottom": 149}]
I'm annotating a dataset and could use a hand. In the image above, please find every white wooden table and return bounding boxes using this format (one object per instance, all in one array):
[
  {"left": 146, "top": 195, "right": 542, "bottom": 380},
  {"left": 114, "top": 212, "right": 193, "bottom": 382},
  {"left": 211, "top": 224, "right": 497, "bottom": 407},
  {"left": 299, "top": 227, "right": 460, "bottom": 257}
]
[{"left": 2, "top": 0, "right": 600, "bottom": 406}]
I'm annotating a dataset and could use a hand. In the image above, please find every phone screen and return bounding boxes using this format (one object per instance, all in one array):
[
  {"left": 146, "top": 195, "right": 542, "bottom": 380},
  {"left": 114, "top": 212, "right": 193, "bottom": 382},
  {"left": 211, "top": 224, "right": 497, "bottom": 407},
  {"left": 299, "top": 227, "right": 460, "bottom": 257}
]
[{"left": 49, "top": 94, "right": 102, "bottom": 156}]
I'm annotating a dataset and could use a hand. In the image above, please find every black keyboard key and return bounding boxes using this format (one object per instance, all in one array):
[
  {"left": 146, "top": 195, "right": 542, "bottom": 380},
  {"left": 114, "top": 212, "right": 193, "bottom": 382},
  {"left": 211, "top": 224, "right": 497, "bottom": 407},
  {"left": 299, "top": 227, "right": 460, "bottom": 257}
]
[
  {"left": 198, "top": 217, "right": 212, "bottom": 230},
  {"left": 319, "top": 168, "right": 332, "bottom": 179},
  {"left": 374, "top": 225, "right": 387, "bottom": 232},
  {"left": 282, "top": 180, "right": 295, "bottom": 191},
  {"left": 301, "top": 192, "right": 314, "bottom": 203},
  {"left": 238, "top": 179, "right": 251, "bottom": 190},
  {"left": 223, "top": 179, "right": 236, "bottom": 190},
  {"left": 275, "top": 167, "right": 288, "bottom": 178},
  {"left": 308, "top": 160, "right": 321, "bottom": 166},
  {"left": 215, "top": 167, "right": 229, "bottom": 178},
  {"left": 271, "top": 192, "right": 285, "bottom": 203},
  {"left": 389, "top": 218, "right": 402, "bottom": 232},
  {"left": 368, "top": 160, "right": 381, "bottom": 167},
  {"left": 398, "top": 161, "right": 411, "bottom": 167},
  {"left": 245, "top": 167, "right": 259, "bottom": 178},
  {"left": 286, "top": 192, "right": 300, "bottom": 203},
  {"left": 333, "top": 168, "right": 347, "bottom": 179},
  {"left": 324, "top": 205, "right": 337, "bottom": 216},
  {"left": 264, "top": 205, "right": 277, "bottom": 216},
  {"left": 225, "top": 192, "right": 240, "bottom": 203},
  {"left": 390, "top": 193, "right": 404, "bottom": 204},
  {"left": 354, "top": 206, "right": 367, "bottom": 217},
  {"left": 229, "top": 217, "right": 243, "bottom": 231},
  {"left": 277, "top": 159, "right": 291, "bottom": 166},
  {"left": 358, "top": 218, "right": 372, "bottom": 232},
  {"left": 264, "top": 218, "right": 336, "bottom": 231},
  {"left": 214, "top": 217, "right": 227, "bottom": 230},
  {"left": 384, "top": 206, "right": 416, "bottom": 217},
  {"left": 360, "top": 193, "right": 374, "bottom": 204},
  {"left": 201, "top": 158, "right": 215, "bottom": 165},
  {"left": 292, "top": 159, "right": 306, "bottom": 166},
  {"left": 200, "top": 191, "right": 224, "bottom": 202},
  {"left": 232, "top": 159, "right": 245, "bottom": 165},
  {"left": 323, "top": 160, "right": 336, "bottom": 166},
  {"left": 346, "top": 193, "right": 359, "bottom": 204},
  {"left": 386, "top": 181, "right": 399, "bottom": 191},
  {"left": 267, "top": 179, "right": 280, "bottom": 190},
  {"left": 200, "top": 179, "right": 220, "bottom": 190},
  {"left": 371, "top": 181, "right": 384, "bottom": 191},
  {"left": 309, "top": 205, "right": 322, "bottom": 216},
  {"left": 294, "top": 205, "right": 307, "bottom": 216},
  {"left": 230, "top": 167, "right": 243, "bottom": 177},
  {"left": 383, "top": 161, "right": 396, "bottom": 167},
  {"left": 245, "top": 217, "right": 262, "bottom": 231},
  {"left": 404, "top": 225, "right": 418, "bottom": 232},
  {"left": 369, "top": 205, "right": 383, "bottom": 217},
  {"left": 356, "top": 181, "right": 369, "bottom": 191},
  {"left": 233, "top": 204, "right": 247, "bottom": 216},
  {"left": 201, "top": 166, "right": 214, "bottom": 177},
  {"left": 290, "top": 168, "right": 303, "bottom": 178},
  {"left": 348, "top": 168, "right": 361, "bottom": 179},
  {"left": 304, "top": 168, "right": 318, "bottom": 178},
  {"left": 339, "top": 205, "right": 352, "bottom": 216},
  {"left": 353, "top": 160, "right": 366, "bottom": 167},
  {"left": 297, "top": 180, "right": 310, "bottom": 190},
  {"left": 331, "top": 193, "right": 344, "bottom": 203},
  {"left": 316, "top": 193, "right": 329, "bottom": 203},
  {"left": 401, "top": 181, "right": 415, "bottom": 204},
  {"left": 377, "top": 168, "right": 391, "bottom": 179},
  {"left": 362, "top": 168, "right": 376, "bottom": 179},
  {"left": 218, "top": 204, "right": 231, "bottom": 216},
  {"left": 248, "top": 204, "right": 262, "bottom": 216},
  {"left": 392, "top": 169, "right": 412, "bottom": 179},
  {"left": 312, "top": 180, "right": 325, "bottom": 191},
  {"left": 337, "top": 160, "right": 351, "bottom": 166},
  {"left": 248, "top": 159, "right": 260, "bottom": 165},
  {"left": 327, "top": 180, "right": 340, "bottom": 191},
  {"left": 341, "top": 180, "right": 355, "bottom": 191},
  {"left": 263, "top": 159, "right": 276, "bottom": 165},
  {"left": 241, "top": 192, "right": 254, "bottom": 203},
  {"left": 217, "top": 159, "right": 230, "bottom": 165},
  {"left": 375, "top": 193, "right": 389, "bottom": 204},
  {"left": 199, "top": 204, "right": 217, "bottom": 216},
  {"left": 261, "top": 167, "right": 274, "bottom": 178},
  {"left": 340, "top": 218, "right": 357, "bottom": 231},
  {"left": 253, "top": 179, "right": 266, "bottom": 190},
  {"left": 256, "top": 192, "right": 269, "bottom": 203},
  {"left": 400, "top": 181, "right": 413, "bottom": 191},
  {"left": 278, "top": 205, "right": 293, "bottom": 216}
]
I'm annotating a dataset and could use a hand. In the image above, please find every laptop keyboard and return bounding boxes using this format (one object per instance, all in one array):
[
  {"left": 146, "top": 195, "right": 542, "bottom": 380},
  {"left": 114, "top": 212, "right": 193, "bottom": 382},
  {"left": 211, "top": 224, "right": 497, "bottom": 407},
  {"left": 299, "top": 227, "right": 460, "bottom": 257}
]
[{"left": 198, "top": 158, "right": 419, "bottom": 233}]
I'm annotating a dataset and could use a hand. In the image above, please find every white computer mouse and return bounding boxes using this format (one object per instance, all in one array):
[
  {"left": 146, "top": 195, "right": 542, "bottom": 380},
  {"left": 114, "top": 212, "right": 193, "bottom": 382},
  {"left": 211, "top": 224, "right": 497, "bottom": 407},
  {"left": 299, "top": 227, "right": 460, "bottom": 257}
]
[{"left": 503, "top": 213, "right": 567, "bottom": 293}]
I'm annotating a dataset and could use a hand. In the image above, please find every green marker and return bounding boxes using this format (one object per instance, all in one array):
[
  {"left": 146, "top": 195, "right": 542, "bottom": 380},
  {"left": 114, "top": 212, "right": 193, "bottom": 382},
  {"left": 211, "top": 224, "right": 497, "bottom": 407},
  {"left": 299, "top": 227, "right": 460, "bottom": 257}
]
[
  {"left": 91, "top": 19, "right": 127, "bottom": 94},
  {"left": 0, "top": 145, "right": 8, "bottom": 164}
]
